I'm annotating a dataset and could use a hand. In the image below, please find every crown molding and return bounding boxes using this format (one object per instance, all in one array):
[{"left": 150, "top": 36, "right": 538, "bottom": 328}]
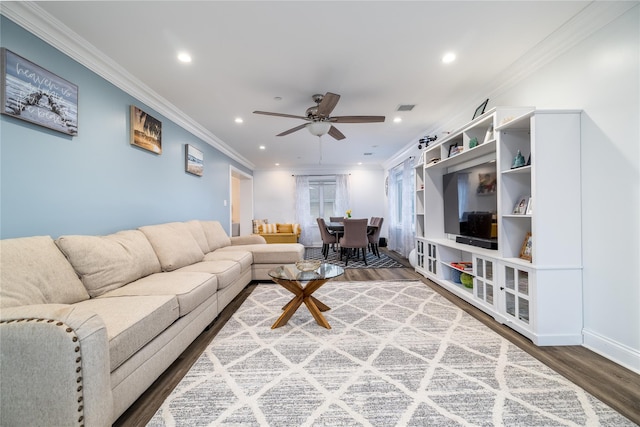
[
  {"left": 0, "top": 1, "right": 256, "bottom": 170},
  {"left": 383, "top": 1, "right": 637, "bottom": 171},
  {"left": 2, "top": 2, "right": 635, "bottom": 173}
]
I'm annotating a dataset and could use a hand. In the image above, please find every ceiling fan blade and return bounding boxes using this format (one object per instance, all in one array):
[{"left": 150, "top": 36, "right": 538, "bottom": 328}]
[
  {"left": 328, "top": 125, "right": 346, "bottom": 140},
  {"left": 277, "top": 123, "right": 307, "bottom": 137},
  {"left": 316, "top": 92, "right": 340, "bottom": 117},
  {"left": 253, "top": 111, "right": 308, "bottom": 120},
  {"left": 330, "top": 115, "right": 386, "bottom": 123}
]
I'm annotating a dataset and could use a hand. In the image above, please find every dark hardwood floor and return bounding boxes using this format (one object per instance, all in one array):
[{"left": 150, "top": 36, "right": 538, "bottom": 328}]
[{"left": 114, "top": 249, "right": 640, "bottom": 426}]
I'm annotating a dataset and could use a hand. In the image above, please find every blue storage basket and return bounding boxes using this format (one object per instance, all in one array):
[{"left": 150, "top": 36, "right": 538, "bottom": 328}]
[{"left": 450, "top": 268, "right": 462, "bottom": 283}]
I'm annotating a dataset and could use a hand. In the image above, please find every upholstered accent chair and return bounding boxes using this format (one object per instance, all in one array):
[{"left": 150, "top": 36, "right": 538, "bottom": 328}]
[
  {"left": 316, "top": 218, "right": 338, "bottom": 259},
  {"left": 339, "top": 218, "right": 369, "bottom": 266}
]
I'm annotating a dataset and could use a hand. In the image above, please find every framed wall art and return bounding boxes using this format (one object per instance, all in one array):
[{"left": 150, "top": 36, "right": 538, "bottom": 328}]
[
  {"left": 130, "top": 105, "right": 161, "bottom": 154},
  {"left": 185, "top": 144, "right": 204, "bottom": 176},
  {"left": 473, "top": 98, "right": 489, "bottom": 120},
  {"left": 1, "top": 48, "right": 78, "bottom": 136}
]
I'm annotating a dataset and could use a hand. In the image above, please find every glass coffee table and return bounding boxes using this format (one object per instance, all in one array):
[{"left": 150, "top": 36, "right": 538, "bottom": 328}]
[{"left": 268, "top": 263, "right": 344, "bottom": 329}]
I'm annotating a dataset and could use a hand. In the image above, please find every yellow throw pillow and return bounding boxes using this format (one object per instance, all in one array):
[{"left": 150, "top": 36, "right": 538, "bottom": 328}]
[{"left": 292, "top": 223, "right": 301, "bottom": 236}]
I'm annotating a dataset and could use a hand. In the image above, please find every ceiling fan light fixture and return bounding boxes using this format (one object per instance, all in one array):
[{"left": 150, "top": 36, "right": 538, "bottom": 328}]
[{"left": 307, "top": 121, "right": 331, "bottom": 136}]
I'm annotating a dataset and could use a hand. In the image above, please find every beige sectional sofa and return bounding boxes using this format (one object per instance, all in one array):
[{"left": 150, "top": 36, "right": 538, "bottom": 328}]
[{"left": 0, "top": 220, "right": 304, "bottom": 427}]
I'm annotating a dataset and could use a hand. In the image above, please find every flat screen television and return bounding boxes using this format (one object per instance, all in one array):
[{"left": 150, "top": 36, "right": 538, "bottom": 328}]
[{"left": 442, "top": 161, "right": 498, "bottom": 249}]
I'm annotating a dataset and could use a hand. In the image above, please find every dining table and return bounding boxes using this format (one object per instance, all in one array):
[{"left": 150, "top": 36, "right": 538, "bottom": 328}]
[{"left": 326, "top": 221, "right": 378, "bottom": 238}]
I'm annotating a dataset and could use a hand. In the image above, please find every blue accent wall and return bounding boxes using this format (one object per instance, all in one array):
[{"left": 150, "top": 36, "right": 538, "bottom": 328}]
[{"left": 0, "top": 16, "right": 251, "bottom": 239}]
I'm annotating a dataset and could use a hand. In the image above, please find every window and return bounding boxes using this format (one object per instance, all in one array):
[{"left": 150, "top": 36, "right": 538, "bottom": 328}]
[{"left": 309, "top": 179, "right": 337, "bottom": 219}]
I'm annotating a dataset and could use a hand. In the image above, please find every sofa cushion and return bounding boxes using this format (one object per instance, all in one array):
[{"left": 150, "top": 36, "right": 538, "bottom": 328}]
[
  {"left": 55, "top": 230, "right": 162, "bottom": 298},
  {"left": 218, "top": 243, "right": 304, "bottom": 264},
  {"left": 258, "top": 234, "right": 298, "bottom": 244},
  {"left": 139, "top": 222, "right": 204, "bottom": 271},
  {"left": 99, "top": 271, "right": 217, "bottom": 317},
  {"left": 199, "top": 221, "right": 231, "bottom": 251},
  {"left": 0, "top": 236, "right": 89, "bottom": 308},
  {"left": 185, "top": 220, "right": 210, "bottom": 254},
  {"left": 73, "top": 295, "right": 178, "bottom": 371},
  {"left": 176, "top": 260, "right": 241, "bottom": 289},
  {"left": 276, "top": 223, "right": 293, "bottom": 233},
  {"left": 203, "top": 249, "right": 253, "bottom": 271}
]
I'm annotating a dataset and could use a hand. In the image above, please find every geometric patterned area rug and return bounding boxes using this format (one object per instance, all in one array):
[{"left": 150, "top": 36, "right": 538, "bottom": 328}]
[
  {"left": 148, "top": 281, "right": 634, "bottom": 426},
  {"left": 304, "top": 247, "right": 405, "bottom": 269}
]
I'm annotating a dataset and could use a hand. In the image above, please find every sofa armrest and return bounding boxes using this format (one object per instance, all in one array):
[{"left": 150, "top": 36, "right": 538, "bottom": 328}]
[
  {"left": 0, "top": 304, "right": 113, "bottom": 427},
  {"left": 231, "top": 235, "right": 266, "bottom": 245}
]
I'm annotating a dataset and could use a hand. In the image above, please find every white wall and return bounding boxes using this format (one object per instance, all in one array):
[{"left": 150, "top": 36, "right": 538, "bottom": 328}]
[
  {"left": 253, "top": 168, "right": 387, "bottom": 246},
  {"left": 490, "top": 6, "right": 639, "bottom": 372}
]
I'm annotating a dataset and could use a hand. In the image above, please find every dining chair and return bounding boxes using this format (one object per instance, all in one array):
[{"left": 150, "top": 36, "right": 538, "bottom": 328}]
[
  {"left": 329, "top": 216, "right": 344, "bottom": 223},
  {"left": 339, "top": 218, "right": 369, "bottom": 266},
  {"left": 368, "top": 217, "right": 384, "bottom": 258},
  {"left": 316, "top": 218, "right": 338, "bottom": 259}
]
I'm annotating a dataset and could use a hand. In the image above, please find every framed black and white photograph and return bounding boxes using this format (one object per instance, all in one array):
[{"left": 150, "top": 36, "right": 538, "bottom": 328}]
[
  {"left": 473, "top": 98, "right": 489, "bottom": 120},
  {"left": 185, "top": 144, "right": 204, "bottom": 176},
  {"left": 1, "top": 48, "right": 78, "bottom": 136},
  {"left": 448, "top": 144, "right": 460, "bottom": 158},
  {"left": 513, "top": 197, "right": 528, "bottom": 214},
  {"left": 130, "top": 105, "right": 162, "bottom": 154}
]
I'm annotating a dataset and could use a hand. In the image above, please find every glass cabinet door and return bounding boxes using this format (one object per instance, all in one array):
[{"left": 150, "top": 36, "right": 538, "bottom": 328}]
[
  {"left": 426, "top": 242, "right": 437, "bottom": 275},
  {"left": 502, "top": 264, "right": 531, "bottom": 325},
  {"left": 474, "top": 256, "right": 496, "bottom": 308},
  {"left": 416, "top": 240, "right": 425, "bottom": 269}
]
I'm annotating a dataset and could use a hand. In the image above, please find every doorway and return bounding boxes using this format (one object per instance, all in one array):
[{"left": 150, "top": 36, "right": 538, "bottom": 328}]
[{"left": 230, "top": 166, "right": 253, "bottom": 236}]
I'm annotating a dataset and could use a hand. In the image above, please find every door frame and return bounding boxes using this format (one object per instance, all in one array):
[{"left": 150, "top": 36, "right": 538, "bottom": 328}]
[{"left": 229, "top": 166, "right": 253, "bottom": 236}]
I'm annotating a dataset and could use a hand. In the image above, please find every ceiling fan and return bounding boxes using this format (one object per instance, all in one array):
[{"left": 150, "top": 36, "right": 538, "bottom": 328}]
[{"left": 253, "top": 92, "right": 385, "bottom": 140}]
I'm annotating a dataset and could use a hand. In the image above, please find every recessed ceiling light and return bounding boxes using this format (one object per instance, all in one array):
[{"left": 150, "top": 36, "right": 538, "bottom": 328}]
[
  {"left": 358, "top": 162, "right": 363, "bottom": 165},
  {"left": 259, "top": 145, "right": 265, "bottom": 150},
  {"left": 274, "top": 96, "right": 282, "bottom": 101},
  {"left": 235, "top": 117, "right": 243, "bottom": 123},
  {"left": 393, "top": 117, "right": 402, "bottom": 123},
  {"left": 442, "top": 52, "right": 456, "bottom": 64},
  {"left": 275, "top": 163, "right": 280, "bottom": 166},
  {"left": 177, "top": 52, "right": 192, "bottom": 63}
]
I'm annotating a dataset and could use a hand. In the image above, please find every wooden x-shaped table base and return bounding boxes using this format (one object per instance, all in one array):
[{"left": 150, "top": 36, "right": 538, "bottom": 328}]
[{"left": 270, "top": 277, "right": 332, "bottom": 329}]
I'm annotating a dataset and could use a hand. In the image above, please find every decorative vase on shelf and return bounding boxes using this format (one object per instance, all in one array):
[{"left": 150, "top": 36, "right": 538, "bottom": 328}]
[{"left": 512, "top": 150, "right": 525, "bottom": 169}]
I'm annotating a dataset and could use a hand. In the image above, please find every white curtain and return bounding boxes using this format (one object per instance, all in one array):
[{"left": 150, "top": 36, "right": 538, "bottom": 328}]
[
  {"left": 334, "top": 174, "right": 350, "bottom": 218},
  {"left": 389, "top": 157, "right": 415, "bottom": 258},
  {"left": 400, "top": 157, "right": 415, "bottom": 258},
  {"left": 294, "top": 175, "right": 313, "bottom": 246}
]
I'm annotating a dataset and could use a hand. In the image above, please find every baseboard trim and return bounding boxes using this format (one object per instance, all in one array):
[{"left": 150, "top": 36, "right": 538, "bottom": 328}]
[{"left": 583, "top": 328, "right": 640, "bottom": 374}]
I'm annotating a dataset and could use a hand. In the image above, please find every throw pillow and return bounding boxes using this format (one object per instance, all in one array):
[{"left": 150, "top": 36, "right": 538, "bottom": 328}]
[
  {"left": 261, "top": 223, "right": 277, "bottom": 234},
  {"left": 252, "top": 219, "right": 268, "bottom": 234}
]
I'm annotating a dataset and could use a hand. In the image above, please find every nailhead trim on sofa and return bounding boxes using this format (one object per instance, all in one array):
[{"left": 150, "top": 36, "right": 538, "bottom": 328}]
[{"left": 0, "top": 318, "right": 85, "bottom": 426}]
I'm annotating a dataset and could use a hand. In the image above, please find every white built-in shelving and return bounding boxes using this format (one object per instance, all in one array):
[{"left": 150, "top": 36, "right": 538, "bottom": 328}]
[{"left": 414, "top": 107, "right": 583, "bottom": 346}]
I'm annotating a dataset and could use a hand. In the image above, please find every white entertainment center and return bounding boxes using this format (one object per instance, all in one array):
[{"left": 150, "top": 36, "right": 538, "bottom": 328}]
[{"left": 414, "top": 107, "right": 583, "bottom": 346}]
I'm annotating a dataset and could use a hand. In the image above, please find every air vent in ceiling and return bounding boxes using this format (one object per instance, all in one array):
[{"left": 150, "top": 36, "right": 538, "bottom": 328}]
[
  {"left": 397, "top": 104, "right": 415, "bottom": 111},
  {"left": 363, "top": 152, "right": 373, "bottom": 156}
]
